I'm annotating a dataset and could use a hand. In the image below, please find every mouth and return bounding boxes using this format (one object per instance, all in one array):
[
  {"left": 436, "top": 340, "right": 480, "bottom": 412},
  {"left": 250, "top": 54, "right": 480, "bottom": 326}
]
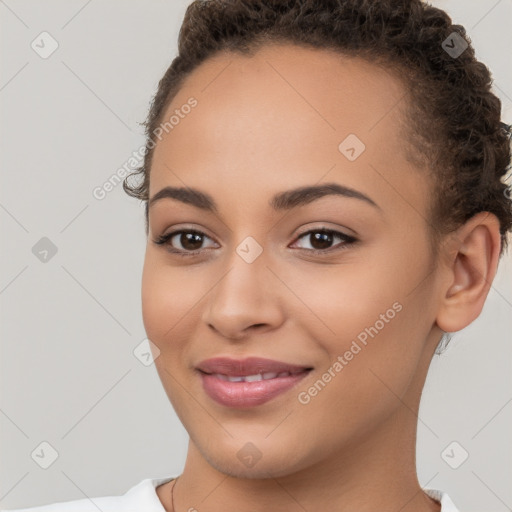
[
  {"left": 196, "top": 357, "right": 313, "bottom": 408},
  {"left": 208, "top": 370, "right": 306, "bottom": 382}
]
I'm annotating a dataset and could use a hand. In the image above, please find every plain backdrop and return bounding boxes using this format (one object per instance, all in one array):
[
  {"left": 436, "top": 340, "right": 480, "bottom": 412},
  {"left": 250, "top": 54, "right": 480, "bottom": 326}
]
[{"left": 1, "top": 0, "right": 511, "bottom": 510}]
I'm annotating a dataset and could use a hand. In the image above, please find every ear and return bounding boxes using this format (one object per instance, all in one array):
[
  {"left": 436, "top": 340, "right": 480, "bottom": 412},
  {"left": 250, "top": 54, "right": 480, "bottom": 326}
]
[{"left": 435, "top": 212, "right": 502, "bottom": 333}]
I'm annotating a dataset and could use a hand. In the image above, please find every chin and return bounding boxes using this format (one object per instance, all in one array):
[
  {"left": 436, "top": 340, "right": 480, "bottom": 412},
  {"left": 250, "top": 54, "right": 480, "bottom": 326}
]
[
  {"left": 205, "top": 452, "right": 306, "bottom": 480},
  {"left": 195, "top": 433, "right": 317, "bottom": 480}
]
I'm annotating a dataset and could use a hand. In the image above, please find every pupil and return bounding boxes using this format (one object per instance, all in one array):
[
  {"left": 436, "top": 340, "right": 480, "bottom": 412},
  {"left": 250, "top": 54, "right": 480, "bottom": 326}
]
[
  {"left": 178, "top": 231, "right": 334, "bottom": 251},
  {"left": 311, "top": 231, "right": 332, "bottom": 250},
  {"left": 182, "top": 232, "right": 203, "bottom": 250}
]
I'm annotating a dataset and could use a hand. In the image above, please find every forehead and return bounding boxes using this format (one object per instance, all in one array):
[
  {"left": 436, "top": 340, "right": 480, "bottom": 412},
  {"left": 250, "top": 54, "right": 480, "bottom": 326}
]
[{"left": 149, "top": 43, "right": 426, "bottom": 221}]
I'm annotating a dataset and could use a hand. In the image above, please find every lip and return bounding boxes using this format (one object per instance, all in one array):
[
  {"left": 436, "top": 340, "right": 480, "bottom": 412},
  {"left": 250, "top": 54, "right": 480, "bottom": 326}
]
[
  {"left": 196, "top": 357, "right": 313, "bottom": 408},
  {"left": 196, "top": 356, "right": 312, "bottom": 376}
]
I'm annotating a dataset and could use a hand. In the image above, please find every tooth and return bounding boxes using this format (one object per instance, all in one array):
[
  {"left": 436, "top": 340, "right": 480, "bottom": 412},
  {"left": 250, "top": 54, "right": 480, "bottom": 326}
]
[
  {"left": 244, "top": 373, "right": 263, "bottom": 382},
  {"left": 214, "top": 371, "right": 297, "bottom": 382}
]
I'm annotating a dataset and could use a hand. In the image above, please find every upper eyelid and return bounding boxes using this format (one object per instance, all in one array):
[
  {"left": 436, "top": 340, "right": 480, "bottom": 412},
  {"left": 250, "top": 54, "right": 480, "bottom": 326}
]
[{"left": 160, "top": 221, "right": 354, "bottom": 238}]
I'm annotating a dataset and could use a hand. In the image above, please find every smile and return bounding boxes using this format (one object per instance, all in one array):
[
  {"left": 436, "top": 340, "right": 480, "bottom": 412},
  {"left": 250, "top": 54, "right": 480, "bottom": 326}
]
[{"left": 199, "top": 369, "right": 312, "bottom": 408}]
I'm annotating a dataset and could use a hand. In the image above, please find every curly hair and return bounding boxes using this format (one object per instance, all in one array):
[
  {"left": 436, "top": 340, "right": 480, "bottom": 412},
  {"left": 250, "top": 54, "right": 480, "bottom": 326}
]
[{"left": 123, "top": 0, "right": 512, "bottom": 255}]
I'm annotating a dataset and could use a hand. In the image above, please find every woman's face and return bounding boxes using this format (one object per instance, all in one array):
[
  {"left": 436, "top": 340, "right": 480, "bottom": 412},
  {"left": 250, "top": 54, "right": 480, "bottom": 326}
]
[{"left": 142, "top": 44, "right": 445, "bottom": 478}]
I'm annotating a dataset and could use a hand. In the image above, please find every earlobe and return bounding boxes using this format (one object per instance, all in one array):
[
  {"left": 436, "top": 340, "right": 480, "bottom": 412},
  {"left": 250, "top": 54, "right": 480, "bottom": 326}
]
[{"left": 436, "top": 212, "right": 502, "bottom": 333}]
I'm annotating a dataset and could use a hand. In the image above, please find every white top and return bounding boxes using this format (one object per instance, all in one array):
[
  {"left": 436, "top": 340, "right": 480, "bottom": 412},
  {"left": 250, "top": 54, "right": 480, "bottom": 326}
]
[{"left": 1, "top": 475, "right": 460, "bottom": 511}]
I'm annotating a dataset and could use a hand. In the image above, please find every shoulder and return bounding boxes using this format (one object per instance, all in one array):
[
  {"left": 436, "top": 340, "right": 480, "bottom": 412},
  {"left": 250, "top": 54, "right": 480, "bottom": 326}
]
[
  {"left": 1, "top": 476, "right": 176, "bottom": 512},
  {"left": 424, "top": 488, "right": 460, "bottom": 512}
]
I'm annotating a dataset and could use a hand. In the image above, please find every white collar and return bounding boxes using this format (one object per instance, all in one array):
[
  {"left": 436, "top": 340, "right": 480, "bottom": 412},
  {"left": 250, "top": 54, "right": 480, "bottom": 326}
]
[{"left": 128, "top": 476, "right": 460, "bottom": 512}]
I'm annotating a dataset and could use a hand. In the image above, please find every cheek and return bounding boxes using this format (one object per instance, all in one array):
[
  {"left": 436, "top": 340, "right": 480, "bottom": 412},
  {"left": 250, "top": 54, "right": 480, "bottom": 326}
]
[
  {"left": 281, "top": 259, "right": 403, "bottom": 346},
  {"left": 141, "top": 255, "right": 199, "bottom": 417},
  {"left": 141, "top": 261, "right": 169, "bottom": 343},
  {"left": 295, "top": 306, "right": 422, "bottom": 445},
  {"left": 141, "top": 253, "right": 200, "bottom": 344},
  {"left": 291, "top": 248, "right": 435, "bottom": 414}
]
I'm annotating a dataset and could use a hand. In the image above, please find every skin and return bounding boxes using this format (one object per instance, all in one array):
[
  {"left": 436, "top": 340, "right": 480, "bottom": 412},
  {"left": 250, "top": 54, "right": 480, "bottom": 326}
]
[{"left": 141, "top": 43, "right": 501, "bottom": 512}]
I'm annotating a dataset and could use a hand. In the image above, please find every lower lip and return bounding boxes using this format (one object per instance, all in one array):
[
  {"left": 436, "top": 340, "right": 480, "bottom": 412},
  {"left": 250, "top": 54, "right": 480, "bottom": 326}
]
[{"left": 199, "top": 371, "right": 311, "bottom": 408}]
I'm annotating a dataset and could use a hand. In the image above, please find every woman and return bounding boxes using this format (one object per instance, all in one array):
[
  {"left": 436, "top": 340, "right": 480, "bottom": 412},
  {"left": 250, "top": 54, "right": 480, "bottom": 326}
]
[{"left": 4, "top": 0, "right": 510, "bottom": 511}]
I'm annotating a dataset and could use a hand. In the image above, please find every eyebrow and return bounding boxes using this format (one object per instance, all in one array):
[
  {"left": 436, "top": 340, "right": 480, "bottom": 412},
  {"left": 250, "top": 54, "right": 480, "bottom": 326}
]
[{"left": 148, "top": 182, "right": 381, "bottom": 212}]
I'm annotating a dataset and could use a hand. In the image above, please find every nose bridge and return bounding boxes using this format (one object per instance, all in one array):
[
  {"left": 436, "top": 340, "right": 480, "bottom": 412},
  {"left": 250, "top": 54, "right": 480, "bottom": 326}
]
[{"left": 202, "top": 238, "right": 284, "bottom": 338}]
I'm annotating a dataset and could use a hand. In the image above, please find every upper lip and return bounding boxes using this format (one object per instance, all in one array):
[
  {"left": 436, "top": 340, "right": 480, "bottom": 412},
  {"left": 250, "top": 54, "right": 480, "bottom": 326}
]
[{"left": 196, "top": 357, "right": 313, "bottom": 376}]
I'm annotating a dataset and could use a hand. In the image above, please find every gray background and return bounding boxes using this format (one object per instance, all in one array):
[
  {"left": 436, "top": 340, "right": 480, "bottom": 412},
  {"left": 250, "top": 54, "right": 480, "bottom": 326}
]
[{"left": 1, "top": 0, "right": 511, "bottom": 510}]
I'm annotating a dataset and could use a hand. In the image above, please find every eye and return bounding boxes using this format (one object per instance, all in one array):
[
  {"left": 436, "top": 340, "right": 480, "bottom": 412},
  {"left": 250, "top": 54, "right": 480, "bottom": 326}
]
[
  {"left": 291, "top": 228, "right": 357, "bottom": 254},
  {"left": 153, "top": 226, "right": 357, "bottom": 257},
  {"left": 153, "top": 229, "right": 217, "bottom": 255}
]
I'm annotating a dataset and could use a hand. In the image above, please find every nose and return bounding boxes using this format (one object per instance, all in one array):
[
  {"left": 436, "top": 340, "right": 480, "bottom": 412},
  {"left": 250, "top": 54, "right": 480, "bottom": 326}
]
[{"left": 201, "top": 250, "right": 286, "bottom": 341}]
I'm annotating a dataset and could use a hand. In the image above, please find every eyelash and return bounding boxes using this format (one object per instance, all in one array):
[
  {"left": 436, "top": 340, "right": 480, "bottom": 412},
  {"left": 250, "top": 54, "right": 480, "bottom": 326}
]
[{"left": 153, "top": 227, "right": 357, "bottom": 257}]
